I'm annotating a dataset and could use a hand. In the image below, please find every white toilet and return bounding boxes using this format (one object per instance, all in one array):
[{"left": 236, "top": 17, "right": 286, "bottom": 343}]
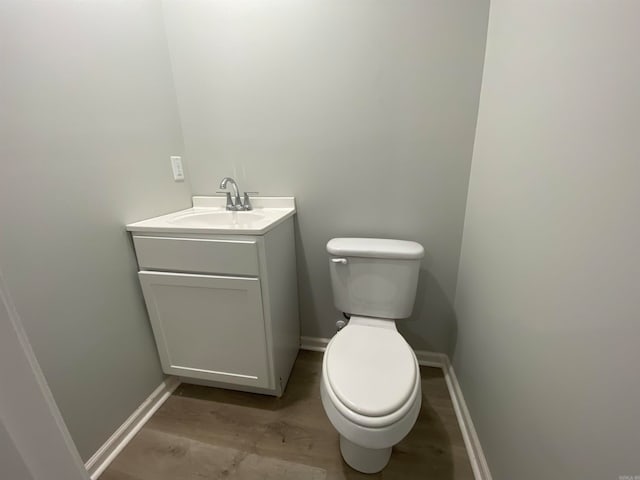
[{"left": 321, "top": 237, "right": 425, "bottom": 474}]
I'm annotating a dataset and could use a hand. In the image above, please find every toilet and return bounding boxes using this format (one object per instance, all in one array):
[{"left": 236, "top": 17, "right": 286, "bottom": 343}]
[{"left": 321, "top": 237, "right": 425, "bottom": 474}]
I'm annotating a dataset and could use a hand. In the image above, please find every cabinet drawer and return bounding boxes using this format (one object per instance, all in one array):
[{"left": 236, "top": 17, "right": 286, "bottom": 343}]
[{"left": 133, "top": 235, "right": 259, "bottom": 276}]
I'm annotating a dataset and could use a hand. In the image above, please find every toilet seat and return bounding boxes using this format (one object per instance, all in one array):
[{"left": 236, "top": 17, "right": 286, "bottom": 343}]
[{"left": 323, "top": 322, "right": 420, "bottom": 429}]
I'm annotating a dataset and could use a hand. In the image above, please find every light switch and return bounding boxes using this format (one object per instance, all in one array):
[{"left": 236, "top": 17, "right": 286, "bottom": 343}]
[{"left": 170, "top": 156, "right": 184, "bottom": 181}]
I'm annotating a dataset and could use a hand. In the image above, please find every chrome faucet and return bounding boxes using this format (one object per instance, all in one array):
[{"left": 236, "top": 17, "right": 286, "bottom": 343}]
[
  {"left": 219, "top": 176, "right": 242, "bottom": 209},
  {"left": 218, "top": 177, "right": 257, "bottom": 211}
]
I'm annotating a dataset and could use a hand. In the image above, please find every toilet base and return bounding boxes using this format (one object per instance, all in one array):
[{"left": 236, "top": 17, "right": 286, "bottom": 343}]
[{"left": 340, "top": 435, "right": 392, "bottom": 474}]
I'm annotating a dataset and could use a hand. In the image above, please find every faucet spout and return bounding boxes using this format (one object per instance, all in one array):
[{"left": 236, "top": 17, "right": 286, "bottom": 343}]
[{"left": 219, "top": 177, "right": 243, "bottom": 210}]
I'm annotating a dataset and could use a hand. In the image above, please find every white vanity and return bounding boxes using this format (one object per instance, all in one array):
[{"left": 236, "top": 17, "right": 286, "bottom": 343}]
[{"left": 126, "top": 196, "right": 299, "bottom": 396}]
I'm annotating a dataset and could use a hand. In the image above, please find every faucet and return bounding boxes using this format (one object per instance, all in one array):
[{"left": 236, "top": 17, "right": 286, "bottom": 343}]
[
  {"left": 218, "top": 177, "right": 257, "bottom": 211},
  {"left": 219, "top": 176, "right": 242, "bottom": 209}
]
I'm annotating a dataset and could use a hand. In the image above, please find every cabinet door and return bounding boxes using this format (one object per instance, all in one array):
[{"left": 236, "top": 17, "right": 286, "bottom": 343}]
[{"left": 138, "top": 271, "right": 270, "bottom": 388}]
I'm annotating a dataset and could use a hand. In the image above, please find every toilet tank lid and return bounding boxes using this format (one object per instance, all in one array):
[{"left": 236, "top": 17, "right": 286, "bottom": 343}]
[{"left": 327, "top": 238, "right": 424, "bottom": 260}]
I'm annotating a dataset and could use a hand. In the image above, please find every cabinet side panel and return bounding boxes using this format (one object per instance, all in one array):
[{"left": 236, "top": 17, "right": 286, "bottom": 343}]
[{"left": 263, "top": 217, "right": 300, "bottom": 392}]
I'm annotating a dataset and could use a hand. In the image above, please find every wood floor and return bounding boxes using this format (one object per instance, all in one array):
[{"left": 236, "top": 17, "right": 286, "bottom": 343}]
[{"left": 101, "top": 351, "right": 474, "bottom": 480}]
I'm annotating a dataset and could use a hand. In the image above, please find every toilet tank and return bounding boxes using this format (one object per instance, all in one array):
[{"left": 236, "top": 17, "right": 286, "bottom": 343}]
[{"left": 327, "top": 238, "right": 424, "bottom": 319}]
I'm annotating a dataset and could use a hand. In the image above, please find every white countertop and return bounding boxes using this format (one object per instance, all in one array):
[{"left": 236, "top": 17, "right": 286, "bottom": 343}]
[{"left": 126, "top": 196, "right": 296, "bottom": 235}]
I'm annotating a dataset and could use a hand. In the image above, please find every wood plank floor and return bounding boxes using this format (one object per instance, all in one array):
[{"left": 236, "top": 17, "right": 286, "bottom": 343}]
[{"left": 101, "top": 351, "right": 474, "bottom": 480}]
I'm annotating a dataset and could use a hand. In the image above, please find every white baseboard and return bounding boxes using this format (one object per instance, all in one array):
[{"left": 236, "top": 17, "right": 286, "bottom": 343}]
[
  {"left": 300, "top": 336, "right": 491, "bottom": 480},
  {"left": 413, "top": 349, "right": 448, "bottom": 368},
  {"left": 442, "top": 357, "right": 493, "bottom": 480},
  {"left": 300, "top": 335, "right": 331, "bottom": 352},
  {"left": 85, "top": 376, "right": 180, "bottom": 479}
]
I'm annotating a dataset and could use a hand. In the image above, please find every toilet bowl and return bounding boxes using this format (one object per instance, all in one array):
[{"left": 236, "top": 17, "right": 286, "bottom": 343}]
[
  {"left": 321, "top": 317, "right": 421, "bottom": 473},
  {"left": 321, "top": 238, "right": 425, "bottom": 473}
]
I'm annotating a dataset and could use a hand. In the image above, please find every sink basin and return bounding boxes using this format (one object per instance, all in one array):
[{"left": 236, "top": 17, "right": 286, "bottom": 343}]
[
  {"left": 126, "top": 196, "right": 296, "bottom": 235},
  {"left": 169, "top": 211, "right": 266, "bottom": 227}
]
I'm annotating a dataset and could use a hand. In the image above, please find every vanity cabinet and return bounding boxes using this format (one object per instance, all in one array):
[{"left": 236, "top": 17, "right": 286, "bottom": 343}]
[{"left": 130, "top": 216, "right": 299, "bottom": 396}]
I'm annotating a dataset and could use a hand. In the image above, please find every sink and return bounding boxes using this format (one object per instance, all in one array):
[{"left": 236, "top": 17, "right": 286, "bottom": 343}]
[
  {"left": 126, "top": 196, "right": 296, "bottom": 235},
  {"left": 127, "top": 194, "right": 299, "bottom": 397},
  {"left": 169, "top": 211, "right": 266, "bottom": 227}
]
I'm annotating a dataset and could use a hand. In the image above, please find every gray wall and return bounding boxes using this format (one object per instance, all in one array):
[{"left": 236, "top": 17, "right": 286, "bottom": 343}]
[
  {"left": 0, "top": 422, "right": 32, "bottom": 480},
  {"left": 163, "top": 0, "right": 490, "bottom": 352},
  {"left": 1, "top": 269, "right": 89, "bottom": 480},
  {"left": 0, "top": 1, "right": 191, "bottom": 460},
  {"left": 453, "top": 1, "right": 640, "bottom": 478}
]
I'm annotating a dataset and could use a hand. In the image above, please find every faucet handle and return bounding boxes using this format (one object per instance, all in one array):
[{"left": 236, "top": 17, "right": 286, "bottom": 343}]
[
  {"left": 242, "top": 192, "right": 258, "bottom": 211},
  {"left": 216, "top": 191, "right": 234, "bottom": 210}
]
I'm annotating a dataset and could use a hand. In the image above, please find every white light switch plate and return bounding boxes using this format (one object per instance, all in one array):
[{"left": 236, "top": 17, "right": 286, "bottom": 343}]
[{"left": 170, "top": 156, "right": 184, "bottom": 181}]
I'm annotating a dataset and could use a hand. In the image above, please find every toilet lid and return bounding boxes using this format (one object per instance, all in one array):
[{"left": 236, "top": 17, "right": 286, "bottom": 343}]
[{"left": 325, "top": 325, "right": 417, "bottom": 417}]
